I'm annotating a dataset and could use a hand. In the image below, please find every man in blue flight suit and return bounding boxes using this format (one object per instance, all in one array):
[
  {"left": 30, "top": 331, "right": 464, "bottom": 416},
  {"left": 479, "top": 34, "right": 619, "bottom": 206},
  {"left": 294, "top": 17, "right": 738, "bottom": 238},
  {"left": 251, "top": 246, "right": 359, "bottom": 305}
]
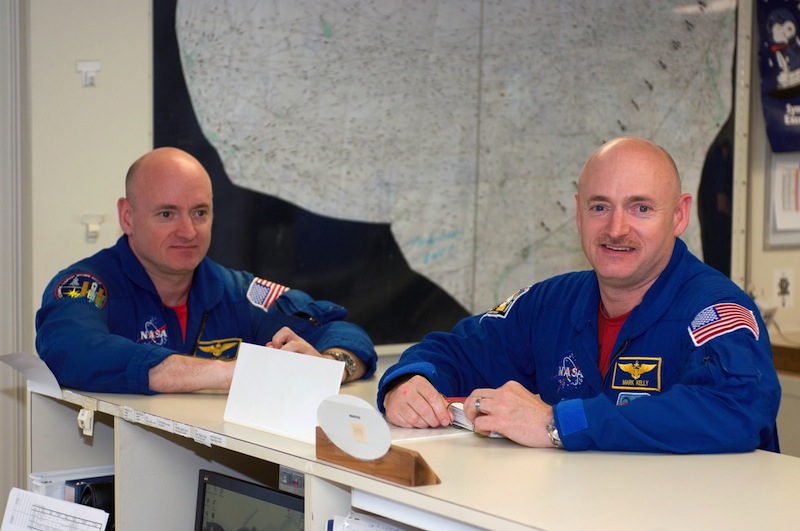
[
  {"left": 378, "top": 137, "right": 780, "bottom": 453},
  {"left": 36, "top": 147, "right": 376, "bottom": 394}
]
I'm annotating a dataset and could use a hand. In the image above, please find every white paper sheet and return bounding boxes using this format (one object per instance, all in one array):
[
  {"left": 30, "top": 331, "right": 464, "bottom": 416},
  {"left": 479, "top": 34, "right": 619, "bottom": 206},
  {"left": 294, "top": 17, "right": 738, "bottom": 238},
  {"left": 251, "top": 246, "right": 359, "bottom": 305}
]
[
  {"left": 224, "top": 343, "right": 343, "bottom": 443},
  {"left": 0, "top": 353, "right": 62, "bottom": 398},
  {"left": 772, "top": 158, "right": 800, "bottom": 231},
  {"left": 2, "top": 487, "right": 109, "bottom": 531}
]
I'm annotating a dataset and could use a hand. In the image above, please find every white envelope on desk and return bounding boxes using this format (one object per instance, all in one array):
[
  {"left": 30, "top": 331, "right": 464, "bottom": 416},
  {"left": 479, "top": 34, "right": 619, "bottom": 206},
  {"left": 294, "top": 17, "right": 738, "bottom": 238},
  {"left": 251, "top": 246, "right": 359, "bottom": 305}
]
[{"left": 224, "top": 343, "right": 343, "bottom": 443}]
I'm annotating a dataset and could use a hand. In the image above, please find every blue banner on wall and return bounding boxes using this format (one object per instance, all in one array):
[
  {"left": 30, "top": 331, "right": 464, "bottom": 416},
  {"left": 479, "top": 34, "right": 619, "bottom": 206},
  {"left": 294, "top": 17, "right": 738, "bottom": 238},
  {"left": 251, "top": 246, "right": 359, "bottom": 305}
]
[{"left": 757, "top": 0, "right": 800, "bottom": 152}]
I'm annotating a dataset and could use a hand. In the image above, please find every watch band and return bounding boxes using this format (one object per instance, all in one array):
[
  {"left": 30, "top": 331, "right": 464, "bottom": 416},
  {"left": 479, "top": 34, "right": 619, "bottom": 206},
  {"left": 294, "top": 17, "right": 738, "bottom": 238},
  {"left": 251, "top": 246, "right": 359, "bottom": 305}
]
[
  {"left": 547, "top": 418, "right": 563, "bottom": 449},
  {"left": 322, "top": 349, "right": 357, "bottom": 383}
]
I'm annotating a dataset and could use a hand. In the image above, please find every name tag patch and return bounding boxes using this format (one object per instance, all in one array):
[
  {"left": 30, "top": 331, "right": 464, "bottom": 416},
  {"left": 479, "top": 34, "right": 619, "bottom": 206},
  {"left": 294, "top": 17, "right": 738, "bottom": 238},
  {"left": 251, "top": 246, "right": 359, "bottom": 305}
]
[
  {"left": 194, "top": 338, "right": 242, "bottom": 360},
  {"left": 611, "top": 357, "right": 662, "bottom": 392}
]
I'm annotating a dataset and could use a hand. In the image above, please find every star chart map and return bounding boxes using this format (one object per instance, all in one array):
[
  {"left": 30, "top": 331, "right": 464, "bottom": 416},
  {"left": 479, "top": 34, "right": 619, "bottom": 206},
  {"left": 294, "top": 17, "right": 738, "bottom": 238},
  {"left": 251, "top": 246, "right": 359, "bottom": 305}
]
[{"left": 174, "top": 0, "right": 735, "bottom": 316}]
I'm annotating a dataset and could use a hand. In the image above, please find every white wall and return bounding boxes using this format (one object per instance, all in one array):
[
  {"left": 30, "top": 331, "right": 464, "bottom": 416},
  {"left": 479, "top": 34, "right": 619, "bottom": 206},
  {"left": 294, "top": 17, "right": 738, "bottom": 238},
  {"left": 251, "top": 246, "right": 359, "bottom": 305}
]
[
  {"left": 2, "top": 0, "right": 151, "bottom": 489},
  {"left": 28, "top": 0, "right": 152, "bottom": 302}
]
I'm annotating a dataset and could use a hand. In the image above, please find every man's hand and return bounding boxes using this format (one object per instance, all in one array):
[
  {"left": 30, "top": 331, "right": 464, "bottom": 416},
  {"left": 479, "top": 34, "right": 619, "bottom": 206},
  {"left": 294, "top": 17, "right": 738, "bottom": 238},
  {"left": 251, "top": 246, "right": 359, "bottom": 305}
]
[
  {"left": 149, "top": 354, "right": 235, "bottom": 393},
  {"left": 267, "top": 326, "right": 321, "bottom": 356},
  {"left": 383, "top": 375, "right": 452, "bottom": 428},
  {"left": 267, "top": 326, "right": 366, "bottom": 383},
  {"left": 464, "top": 381, "right": 554, "bottom": 448}
]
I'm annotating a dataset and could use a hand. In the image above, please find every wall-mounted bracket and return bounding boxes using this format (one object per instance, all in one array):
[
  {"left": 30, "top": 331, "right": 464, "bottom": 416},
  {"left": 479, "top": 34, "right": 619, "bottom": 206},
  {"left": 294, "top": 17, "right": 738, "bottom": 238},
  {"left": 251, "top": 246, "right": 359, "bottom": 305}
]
[
  {"left": 76, "top": 60, "right": 101, "bottom": 87},
  {"left": 77, "top": 408, "right": 95, "bottom": 436},
  {"left": 80, "top": 214, "right": 105, "bottom": 243}
]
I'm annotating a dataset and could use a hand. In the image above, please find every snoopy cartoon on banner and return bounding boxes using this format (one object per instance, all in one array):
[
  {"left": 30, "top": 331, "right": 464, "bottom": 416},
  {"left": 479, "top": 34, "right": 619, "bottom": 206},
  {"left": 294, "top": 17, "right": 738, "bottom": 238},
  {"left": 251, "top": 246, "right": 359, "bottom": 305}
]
[
  {"left": 758, "top": 1, "right": 800, "bottom": 152},
  {"left": 766, "top": 7, "right": 800, "bottom": 91}
]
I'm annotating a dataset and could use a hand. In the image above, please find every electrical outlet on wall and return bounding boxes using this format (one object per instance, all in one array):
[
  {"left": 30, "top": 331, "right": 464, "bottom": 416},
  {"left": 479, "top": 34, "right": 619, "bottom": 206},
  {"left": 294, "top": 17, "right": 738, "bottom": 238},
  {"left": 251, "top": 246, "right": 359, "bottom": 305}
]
[{"left": 774, "top": 268, "right": 795, "bottom": 308}]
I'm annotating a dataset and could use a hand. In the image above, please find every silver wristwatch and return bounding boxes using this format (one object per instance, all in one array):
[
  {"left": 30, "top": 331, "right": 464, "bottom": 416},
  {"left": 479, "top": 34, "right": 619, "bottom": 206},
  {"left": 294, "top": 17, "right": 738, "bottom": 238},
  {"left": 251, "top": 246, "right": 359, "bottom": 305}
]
[
  {"left": 547, "top": 418, "right": 563, "bottom": 449},
  {"left": 323, "top": 349, "right": 357, "bottom": 383}
]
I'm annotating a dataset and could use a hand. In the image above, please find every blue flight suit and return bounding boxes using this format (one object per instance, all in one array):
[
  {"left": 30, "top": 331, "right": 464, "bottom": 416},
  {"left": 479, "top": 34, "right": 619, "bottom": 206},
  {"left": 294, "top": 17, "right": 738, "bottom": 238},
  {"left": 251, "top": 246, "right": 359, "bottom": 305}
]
[
  {"left": 378, "top": 239, "right": 780, "bottom": 453},
  {"left": 36, "top": 236, "right": 376, "bottom": 394}
]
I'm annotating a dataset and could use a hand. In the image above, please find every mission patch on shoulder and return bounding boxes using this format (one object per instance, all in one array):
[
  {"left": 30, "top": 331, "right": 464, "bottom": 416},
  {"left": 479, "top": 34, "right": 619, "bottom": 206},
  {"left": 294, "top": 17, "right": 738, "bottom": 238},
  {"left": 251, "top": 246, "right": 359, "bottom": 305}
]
[
  {"left": 480, "top": 286, "right": 530, "bottom": 321},
  {"left": 55, "top": 273, "right": 107, "bottom": 309}
]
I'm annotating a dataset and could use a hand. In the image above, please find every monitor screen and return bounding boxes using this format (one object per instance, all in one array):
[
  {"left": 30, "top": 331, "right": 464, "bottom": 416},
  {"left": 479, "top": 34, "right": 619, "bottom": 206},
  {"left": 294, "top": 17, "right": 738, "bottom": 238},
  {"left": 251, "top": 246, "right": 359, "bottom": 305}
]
[{"left": 194, "top": 469, "right": 304, "bottom": 531}]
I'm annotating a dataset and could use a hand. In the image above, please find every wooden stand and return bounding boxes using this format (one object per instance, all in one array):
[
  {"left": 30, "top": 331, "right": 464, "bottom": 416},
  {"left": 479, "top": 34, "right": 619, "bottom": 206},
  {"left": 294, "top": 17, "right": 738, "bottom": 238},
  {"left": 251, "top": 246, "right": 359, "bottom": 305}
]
[
  {"left": 315, "top": 426, "right": 440, "bottom": 486},
  {"left": 773, "top": 342, "right": 800, "bottom": 373}
]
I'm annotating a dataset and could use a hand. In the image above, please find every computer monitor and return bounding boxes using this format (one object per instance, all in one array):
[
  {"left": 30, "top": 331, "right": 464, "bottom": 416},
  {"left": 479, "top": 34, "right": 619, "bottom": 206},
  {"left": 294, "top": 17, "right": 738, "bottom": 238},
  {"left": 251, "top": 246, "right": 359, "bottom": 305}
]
[{"left": 194, "top": 469, "right": 304, "bottom": 531}]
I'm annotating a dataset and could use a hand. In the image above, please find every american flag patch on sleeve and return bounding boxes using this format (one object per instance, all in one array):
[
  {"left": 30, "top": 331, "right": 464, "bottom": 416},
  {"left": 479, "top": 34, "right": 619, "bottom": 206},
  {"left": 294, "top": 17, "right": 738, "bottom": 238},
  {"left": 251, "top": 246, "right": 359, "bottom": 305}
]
[
  {"left": 688, "top": 303, "right": 759, "bottom": 347},
  {"left": 247, "top": 277, "right": 289, "bottom": 311}
]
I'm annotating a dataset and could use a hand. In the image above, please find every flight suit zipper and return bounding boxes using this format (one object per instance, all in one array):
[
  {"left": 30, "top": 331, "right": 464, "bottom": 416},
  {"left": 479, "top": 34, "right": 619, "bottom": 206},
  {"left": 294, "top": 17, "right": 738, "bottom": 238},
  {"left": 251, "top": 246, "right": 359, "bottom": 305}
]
[{"left": 603, "top": 338, "right": 630, "bottom": 387}]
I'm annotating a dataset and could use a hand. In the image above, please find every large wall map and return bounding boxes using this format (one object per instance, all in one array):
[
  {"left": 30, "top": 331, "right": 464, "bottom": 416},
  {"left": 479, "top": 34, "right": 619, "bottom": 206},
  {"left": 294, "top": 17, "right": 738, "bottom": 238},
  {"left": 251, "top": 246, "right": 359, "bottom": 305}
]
[{"left": 175, "top": 0, "right": 735, "bottom": 312}]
